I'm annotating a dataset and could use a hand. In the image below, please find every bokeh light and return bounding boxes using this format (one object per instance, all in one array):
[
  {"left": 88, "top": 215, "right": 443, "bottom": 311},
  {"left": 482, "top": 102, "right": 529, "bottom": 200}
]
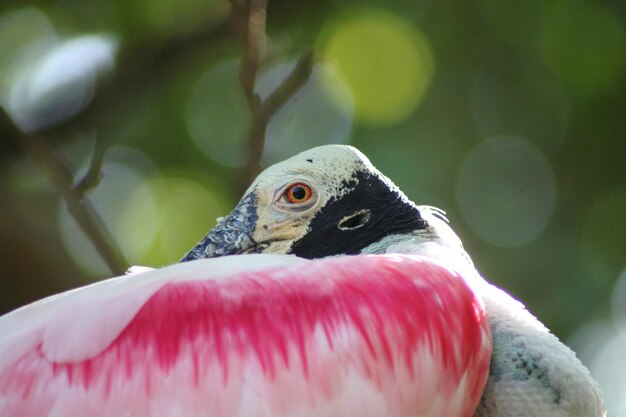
[
  {"left": 580, "top": 188, "right": 626, "bottom": 286},
  {"left": 185, "top": 59, "right": 250, "bottom": 167},
  {"left": 477, "top": 0, "right": 541, "bottom": 48},
  {"left": 456, "top": 136, "right": 556, "bottom": 247},
  {"left": 321, "top": 9, "right": 434, "bottom": 126},
  {"left": 356, "top": 121, "right": 461, "bottom": 206},
  {"left": 187, "top": 58, "right": 354, "bottom": 168},
  {"left": 0, "top": 8, "right": 117, "bottom": 132},
  {"left": 58, "top": 146, "right": 228, "bottom": 275},
  {"left": 143, "top": 0, "right": 228, "bottom": 36},
  {"left": 568, "top": 267, "right": 626, "bottom": 417},
  {"left": 472, "top": 52, "right": 569, "bottom": 150},
  {"left": 7, "top": 34, "right": 117, "bottom": 132},
  {"left": 478, "top": 0, "right": 626, "bottom": 96},
  {"left": 134, "top": 176, "right": 227, "bottom": 265},
  {"left": 0, "top": 8, "right": 57, "bottom": 94},
  {"left": 612, "top": 268, "right": 626, "bottom": 338},
  {"left": 536, "top": 0, "right": 626, "bottom": 96},
  {"left": 259, "top": 62, "right": 353, "bottom": 165},
  {"left": 58, "top": 147, "right": 158, "bottom": 277}
]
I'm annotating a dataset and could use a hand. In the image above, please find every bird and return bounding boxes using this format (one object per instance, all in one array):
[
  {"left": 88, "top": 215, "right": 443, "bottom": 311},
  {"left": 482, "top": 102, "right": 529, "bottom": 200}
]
[
  {"left": 0, "top": 151, "right": 493, "bottom": 415},
  {"left": 180, "top": 144, "right": 606, "bottom": 417}
]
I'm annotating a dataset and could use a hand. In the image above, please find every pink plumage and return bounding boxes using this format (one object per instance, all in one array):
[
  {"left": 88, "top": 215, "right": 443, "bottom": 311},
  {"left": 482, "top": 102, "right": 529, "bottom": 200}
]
[{"left": 0, "top": 254, "right": 491, "bottom": 417}]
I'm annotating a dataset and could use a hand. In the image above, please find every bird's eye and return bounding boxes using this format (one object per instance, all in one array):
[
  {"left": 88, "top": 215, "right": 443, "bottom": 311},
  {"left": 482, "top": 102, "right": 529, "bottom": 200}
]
[{"left": 284, "top": 183, "right": 312, "bottom": 204}]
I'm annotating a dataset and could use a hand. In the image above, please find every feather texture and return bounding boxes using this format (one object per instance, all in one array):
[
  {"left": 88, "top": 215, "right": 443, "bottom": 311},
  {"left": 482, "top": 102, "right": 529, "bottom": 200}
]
[{"left": 0, "top": 254, "right": 491, "bottom": 417}]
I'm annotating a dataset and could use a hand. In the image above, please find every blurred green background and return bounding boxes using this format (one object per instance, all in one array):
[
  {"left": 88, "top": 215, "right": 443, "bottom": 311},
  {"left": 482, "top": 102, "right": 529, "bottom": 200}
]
[{"left": 0, "top": 0, "right": 625, "bottom": 413}]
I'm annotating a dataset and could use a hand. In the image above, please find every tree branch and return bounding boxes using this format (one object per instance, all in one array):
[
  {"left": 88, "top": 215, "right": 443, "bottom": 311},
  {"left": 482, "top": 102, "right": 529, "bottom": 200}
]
[
  {"left": 232, "top": 0, "right": 314, "bottom": 192},
  {"left": 237, "top": 0, "right": 267, "bottom": 109},
  {"left": 261, "top": 52, "right": 314, "bottom": 118},
  {"left": 22, "top": 135, "right": 127, "bottom": 274},
  {"left": 50, "top": 20, "right": 232, "bottom": 137},
  {"left": 72, "top": 137, "right": 106, "bottom": 195},
  {"left": 6, "top": 2, "right": 310, "bottom": 273},
  {"left": 6, "top": 19, "right": 234, "bottom": 275}
]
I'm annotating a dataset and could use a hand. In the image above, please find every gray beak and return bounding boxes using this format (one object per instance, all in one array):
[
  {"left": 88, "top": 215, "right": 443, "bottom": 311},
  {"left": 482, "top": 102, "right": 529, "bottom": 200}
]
[{"left": 179, "top": 193, "right": 259, "bottom": 262}]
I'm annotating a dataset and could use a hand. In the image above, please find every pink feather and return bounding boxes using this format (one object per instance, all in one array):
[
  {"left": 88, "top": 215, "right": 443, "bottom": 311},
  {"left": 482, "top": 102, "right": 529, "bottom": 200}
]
[{"left": 0, "top": 254, "right": 491, "bottom": 417}]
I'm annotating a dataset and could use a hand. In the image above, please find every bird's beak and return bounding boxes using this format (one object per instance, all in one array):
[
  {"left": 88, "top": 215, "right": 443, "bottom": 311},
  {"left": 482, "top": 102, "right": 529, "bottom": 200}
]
[{"left": 179, "top": 193, "right": 259, "bottom": 262}]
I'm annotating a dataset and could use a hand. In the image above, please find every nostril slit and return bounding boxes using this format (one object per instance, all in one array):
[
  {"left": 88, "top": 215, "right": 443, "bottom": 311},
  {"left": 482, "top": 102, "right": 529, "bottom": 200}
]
[{"left": 338, "top": 210, "right": 371, "bottom": 231}]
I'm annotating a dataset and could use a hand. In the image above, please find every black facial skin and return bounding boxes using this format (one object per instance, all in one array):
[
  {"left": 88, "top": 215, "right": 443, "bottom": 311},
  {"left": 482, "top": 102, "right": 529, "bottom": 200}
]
[{"left": 289, "top": 170, "right": 427, "bottom": 259}]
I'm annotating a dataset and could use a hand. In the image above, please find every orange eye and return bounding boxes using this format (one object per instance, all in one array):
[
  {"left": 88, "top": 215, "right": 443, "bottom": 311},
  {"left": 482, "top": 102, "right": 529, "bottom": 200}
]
[{"left": 285, "top": 183, "right": 312, "bottom": 204}]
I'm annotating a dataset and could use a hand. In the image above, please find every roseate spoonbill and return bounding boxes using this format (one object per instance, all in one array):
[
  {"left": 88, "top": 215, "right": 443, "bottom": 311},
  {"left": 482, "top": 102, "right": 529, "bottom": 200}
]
[
  {"left": 182, "top": 145, "right": 606, "bottom": 417},
  {"left": 0, "top": 156, "right": 492, "bottom": 415}
]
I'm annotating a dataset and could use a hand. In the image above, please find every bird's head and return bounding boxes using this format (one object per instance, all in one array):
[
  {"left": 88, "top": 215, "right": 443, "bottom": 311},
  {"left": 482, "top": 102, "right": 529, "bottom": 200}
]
[{"left": 181, "top": 145, "right": 429, "bottom": 261}]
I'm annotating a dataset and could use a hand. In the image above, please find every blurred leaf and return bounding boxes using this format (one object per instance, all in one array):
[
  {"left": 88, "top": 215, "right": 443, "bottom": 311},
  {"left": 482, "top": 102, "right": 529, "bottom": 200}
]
[
  {"left": 537, "top": 0, "right": 626, "bottom": 96},
  {"left": 321, "top": 9, "right": 434, "bottom": 126}
]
